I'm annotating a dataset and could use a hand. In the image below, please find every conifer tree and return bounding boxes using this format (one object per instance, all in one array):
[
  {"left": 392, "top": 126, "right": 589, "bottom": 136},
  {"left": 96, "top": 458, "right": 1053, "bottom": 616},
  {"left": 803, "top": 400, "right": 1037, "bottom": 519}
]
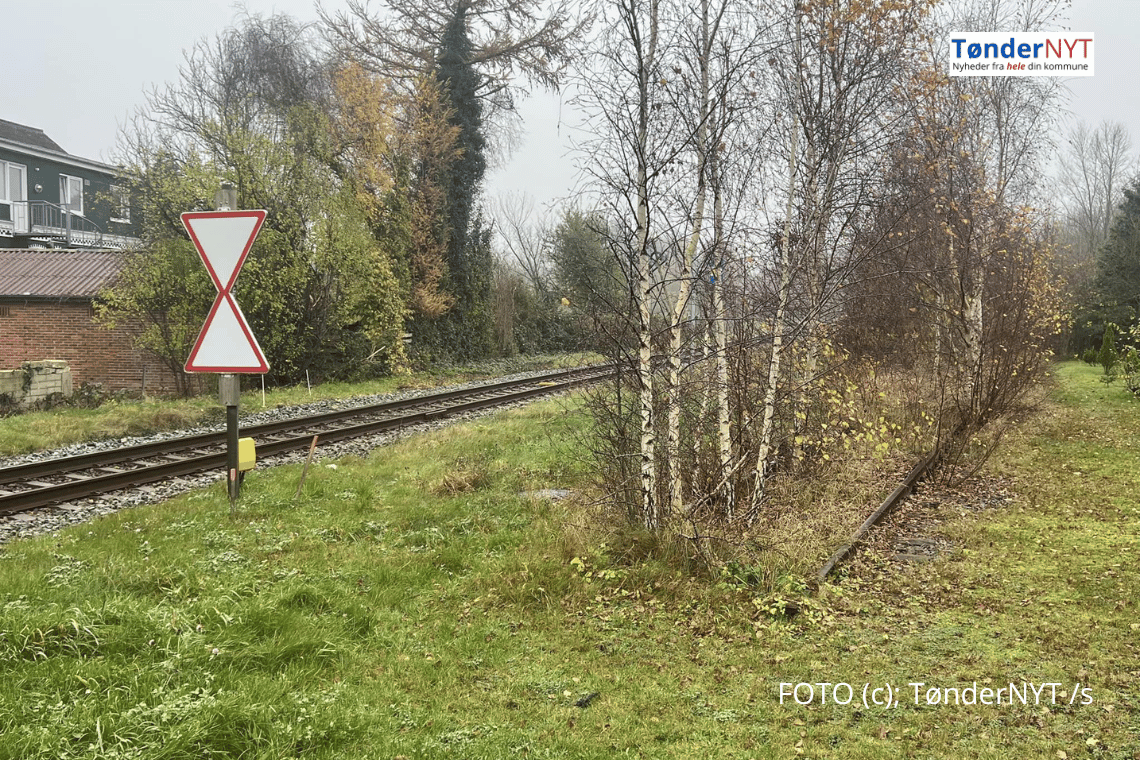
[
  {"left": 1099, "top": 322, "right": 1118, "bottom": 375},
  {"left": 1095, "top": 180, "right": 1140, "bottom": 328}
]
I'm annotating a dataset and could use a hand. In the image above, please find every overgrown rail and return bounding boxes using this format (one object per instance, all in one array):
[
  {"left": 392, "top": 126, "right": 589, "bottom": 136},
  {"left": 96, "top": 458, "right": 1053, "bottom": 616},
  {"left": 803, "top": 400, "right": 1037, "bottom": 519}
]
[
  {"left": 816, "top": 449, "right": 941, "bottom": 582},
  {"left": 0, "top": 364, "right": 614, "bottom": 516}
]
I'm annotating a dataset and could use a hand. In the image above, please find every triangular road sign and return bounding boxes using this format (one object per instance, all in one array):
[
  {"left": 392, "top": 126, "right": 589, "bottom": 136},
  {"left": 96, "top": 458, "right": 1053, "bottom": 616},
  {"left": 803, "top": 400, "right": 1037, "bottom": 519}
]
[{"left": 182, "top": 210, "right": 270, "bottom": 373}]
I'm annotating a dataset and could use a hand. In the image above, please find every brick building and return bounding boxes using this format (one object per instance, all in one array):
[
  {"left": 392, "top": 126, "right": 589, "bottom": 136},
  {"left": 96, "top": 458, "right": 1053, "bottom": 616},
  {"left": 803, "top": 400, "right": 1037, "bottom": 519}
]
[{"left": 0, "top": 249, "right": 183, "bottom": 395}]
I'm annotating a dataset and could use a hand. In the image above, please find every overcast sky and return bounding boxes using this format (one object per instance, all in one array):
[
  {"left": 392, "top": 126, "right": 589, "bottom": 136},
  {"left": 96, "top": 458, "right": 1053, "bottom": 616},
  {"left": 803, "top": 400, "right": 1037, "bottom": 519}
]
[{"left": 6, "top": 0, "right": 1139, "bottom": 213}]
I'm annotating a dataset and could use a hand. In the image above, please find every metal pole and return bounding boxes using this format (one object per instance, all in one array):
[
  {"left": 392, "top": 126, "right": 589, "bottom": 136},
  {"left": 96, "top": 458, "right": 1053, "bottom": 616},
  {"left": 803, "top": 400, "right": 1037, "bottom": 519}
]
[
  {"left": 215, "top": 182, "right": 241, "bottom": 509},
  {"left": 219, "top": 373, "right": 241, "bottom": 507}
]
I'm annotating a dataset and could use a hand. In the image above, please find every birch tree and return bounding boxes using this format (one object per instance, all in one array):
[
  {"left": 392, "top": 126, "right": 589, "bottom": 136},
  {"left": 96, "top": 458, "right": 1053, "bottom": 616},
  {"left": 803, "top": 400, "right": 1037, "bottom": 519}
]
[
  {"left": 920, "top": 0, "right": 1065, "bottom": 432},
  {"left": 579, "top": 0, "right": 778, "bottom": 531},
  {"left": 747, "top": 0, "right": 934, "bottom": 518},
  {"left": 574, "top": 0, "right": 666, "bottom": 529}
]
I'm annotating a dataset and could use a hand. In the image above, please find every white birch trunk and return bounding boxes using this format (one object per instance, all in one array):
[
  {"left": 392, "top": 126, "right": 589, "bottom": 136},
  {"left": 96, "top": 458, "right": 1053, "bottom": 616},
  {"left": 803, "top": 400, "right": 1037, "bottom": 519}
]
[
  {"left": 692, "top": 321, "right": 713, "bottom": 496},
  {"left": 635, "top": 0, "right": 660, "bottom": 530},
  {"left": 666, "top": 181, "right": 705, "bottom": 518},
  {"left": 666, "top": 0, "right": 716, "bottom": 520},
  {"left": 964, "top": 260, "right": 985, "bottom": 423},
  {"left": 710, "top": 136, "right": 734, "bottom": 518},
  {"left": 749, "top": 114, "right": 800, "bottom": 521}
]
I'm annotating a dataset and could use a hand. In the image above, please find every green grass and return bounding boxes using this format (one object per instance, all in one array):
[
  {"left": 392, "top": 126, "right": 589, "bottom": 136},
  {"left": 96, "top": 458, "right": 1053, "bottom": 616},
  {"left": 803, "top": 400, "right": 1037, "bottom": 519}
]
[
  {"left": 0, "top": 352, "right": 597, "bottom": 457},
  {"left": 0, "top": 362, "right": 1137, "bottom": 758}
]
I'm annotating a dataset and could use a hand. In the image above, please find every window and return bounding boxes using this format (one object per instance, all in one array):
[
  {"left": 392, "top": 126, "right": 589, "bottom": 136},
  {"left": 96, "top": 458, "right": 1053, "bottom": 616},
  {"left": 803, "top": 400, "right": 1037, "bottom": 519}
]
[
  {"left": 1, "top": 161, "right": 27, "bottom": 230},
  {"left": 1, "top": 161, "right": 27, "bottom": 202},
  {"left": 0, "top": 306, "right": 11, "bottom": 318},
  {"left": 59, "top": 174, "right": 84, "bottom": 216},
  {"left": 110, "top": 184, "right": 130, "bottom": 223}
]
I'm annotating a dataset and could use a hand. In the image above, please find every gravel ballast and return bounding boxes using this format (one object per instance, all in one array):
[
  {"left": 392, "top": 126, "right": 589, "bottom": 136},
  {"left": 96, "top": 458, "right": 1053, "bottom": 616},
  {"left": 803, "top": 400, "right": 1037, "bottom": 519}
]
[{"left": 0, "top": 368, "right": 579, "bottom": 546}]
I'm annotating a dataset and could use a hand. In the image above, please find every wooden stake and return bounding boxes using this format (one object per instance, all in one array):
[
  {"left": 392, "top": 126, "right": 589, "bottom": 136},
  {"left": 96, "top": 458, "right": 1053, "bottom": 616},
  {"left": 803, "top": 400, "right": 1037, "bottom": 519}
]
[{"left": 295, "top": 435, "right": 319, "bottom": 499}]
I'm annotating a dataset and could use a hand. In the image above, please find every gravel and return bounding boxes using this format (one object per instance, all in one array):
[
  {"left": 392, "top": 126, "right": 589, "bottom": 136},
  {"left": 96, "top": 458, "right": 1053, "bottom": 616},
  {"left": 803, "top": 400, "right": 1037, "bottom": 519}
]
[{"left": 0, "top": 367, "right": 579, "bottom": 546}]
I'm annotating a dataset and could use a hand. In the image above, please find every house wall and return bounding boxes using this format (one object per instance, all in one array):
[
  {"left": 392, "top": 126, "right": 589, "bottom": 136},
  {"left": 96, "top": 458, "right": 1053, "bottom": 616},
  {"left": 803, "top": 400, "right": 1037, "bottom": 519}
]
[
  {"left": 0, "top": 298, "right": 185, "bottom": 395},
  {"left": 0, "top": 146, "right": 135, "bottom": 240}
]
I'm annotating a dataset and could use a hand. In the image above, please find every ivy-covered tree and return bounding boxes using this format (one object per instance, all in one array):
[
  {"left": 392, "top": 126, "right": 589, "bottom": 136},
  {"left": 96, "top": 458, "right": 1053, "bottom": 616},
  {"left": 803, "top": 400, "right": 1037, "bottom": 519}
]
[
  {"left": 331, "top": 62, "right": 458, "bottom": 329},
  {"left": 321, "top": 0, "right": 589, "bottom": 361},
  {"left": 319, "top": 0, "right": 587, "bottom": 131},
  {"left": 414, "top": 1, "right": 494, "bottom": 359}
]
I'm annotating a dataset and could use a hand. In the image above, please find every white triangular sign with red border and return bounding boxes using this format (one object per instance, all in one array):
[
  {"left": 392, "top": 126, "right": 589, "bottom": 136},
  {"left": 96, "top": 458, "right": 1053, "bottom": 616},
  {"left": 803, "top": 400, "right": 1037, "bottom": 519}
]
[{"left": 182, "top": 210, "right": 270, "bottom": 373}]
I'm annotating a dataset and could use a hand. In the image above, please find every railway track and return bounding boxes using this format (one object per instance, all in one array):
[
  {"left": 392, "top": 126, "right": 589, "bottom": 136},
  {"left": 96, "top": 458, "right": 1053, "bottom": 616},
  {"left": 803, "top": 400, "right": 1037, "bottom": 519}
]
[
  {"left": 816, "top": 449, "right": 940, "bottom": 581},
  {"left": 0, "top": 364, "right": 613, "bottom": 518}
]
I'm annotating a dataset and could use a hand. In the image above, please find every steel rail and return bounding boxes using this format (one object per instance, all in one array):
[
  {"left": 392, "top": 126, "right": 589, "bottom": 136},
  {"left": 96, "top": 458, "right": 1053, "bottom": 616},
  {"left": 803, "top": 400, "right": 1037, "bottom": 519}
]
[
  {"left": 0, "top": 364, "right": 613, "bottom": 516},
  {"left": 0, "top": 364, "right": 610, "bottom": 486},
  {"left": 815, "top": 448, "right": 941, "bottom": 582}
]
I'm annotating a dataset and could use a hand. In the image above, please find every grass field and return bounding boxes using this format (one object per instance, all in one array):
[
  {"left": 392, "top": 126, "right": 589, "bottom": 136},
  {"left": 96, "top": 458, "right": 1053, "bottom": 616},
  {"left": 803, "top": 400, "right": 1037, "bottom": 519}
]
[{"left": 0, "top": 362, "right": 1136, "bottom": 758}]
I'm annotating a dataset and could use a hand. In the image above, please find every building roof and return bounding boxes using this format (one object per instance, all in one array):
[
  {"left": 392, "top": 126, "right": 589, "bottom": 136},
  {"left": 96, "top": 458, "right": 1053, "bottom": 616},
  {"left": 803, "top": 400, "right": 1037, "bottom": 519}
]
[
  {"left": 0, "top": 118, "right": 67, "bottom": 154},
  {"left": 0, "top": 249, "right": 125, "bottom": 298},
  {"left": 0, "top": 118, "right": 122, "bottom": 175}
]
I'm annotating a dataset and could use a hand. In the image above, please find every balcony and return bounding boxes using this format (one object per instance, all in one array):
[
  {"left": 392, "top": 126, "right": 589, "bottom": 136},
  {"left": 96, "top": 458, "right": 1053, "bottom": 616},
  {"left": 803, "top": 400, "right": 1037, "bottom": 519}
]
[{"left": 0, "top": 200, "right": 137, "bottom": 249}]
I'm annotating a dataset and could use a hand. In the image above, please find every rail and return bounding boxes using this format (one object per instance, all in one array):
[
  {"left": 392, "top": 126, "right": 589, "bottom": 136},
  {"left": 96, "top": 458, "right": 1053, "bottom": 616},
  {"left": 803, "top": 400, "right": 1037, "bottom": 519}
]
[
  {"left": 0, "top": 364, "right": 614, "bottom": 516},
  {"left": 816, "top": 448, "right": 942, "bottom": 582}
]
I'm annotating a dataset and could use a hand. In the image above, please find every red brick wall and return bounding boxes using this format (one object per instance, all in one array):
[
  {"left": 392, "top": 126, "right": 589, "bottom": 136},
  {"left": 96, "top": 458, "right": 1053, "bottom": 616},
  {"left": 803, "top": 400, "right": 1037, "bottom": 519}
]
[{"left": 0, "top": 299, "right": 191, "bottom": 395}]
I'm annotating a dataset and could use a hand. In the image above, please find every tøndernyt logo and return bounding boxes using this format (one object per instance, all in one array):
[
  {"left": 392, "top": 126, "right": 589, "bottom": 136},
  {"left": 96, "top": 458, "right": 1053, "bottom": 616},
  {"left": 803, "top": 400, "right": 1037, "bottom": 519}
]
[{"left": 947, "top": 32, "right": 1094, "bottom": 77}]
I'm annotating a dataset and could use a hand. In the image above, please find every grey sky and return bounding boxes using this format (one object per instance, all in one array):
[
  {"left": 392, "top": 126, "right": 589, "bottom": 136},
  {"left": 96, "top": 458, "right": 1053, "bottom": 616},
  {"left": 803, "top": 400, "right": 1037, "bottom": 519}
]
[{"left": 6, "top": 0, "right": 1138, "bottom": 213}]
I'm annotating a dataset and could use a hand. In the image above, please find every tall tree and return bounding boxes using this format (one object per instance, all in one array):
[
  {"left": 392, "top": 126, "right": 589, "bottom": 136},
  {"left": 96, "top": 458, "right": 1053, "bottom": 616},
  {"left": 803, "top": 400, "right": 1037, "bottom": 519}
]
[
  {"left": 320, "top": 0, "right": 589, "bottom": 361},
  {"left": 550, "top": 207, "right": 624, "bottom": 331},
  {"left": 331, "top": 63, "right": 459, "bottom": 327},
  {"left": 843, "top": 0, "right": 1068, "bottom": 451},
  {"left": 1058, "top": 121, "right": 1136, "bottom": 268},
  {"left": 319, "top": 0, "right": 588, "bottom": 130},
  {"left": 417, "top": 1, "right": 495, "bottom": 358},
  {"left": 747, "top": 0, "right": 935, "bottom": 518},
  {"left": 1056, "top": 120, "right": 1137, "bottom": 346},
  {"left": 1094, "top": 179, "right": 1140, "bottom": 327}
]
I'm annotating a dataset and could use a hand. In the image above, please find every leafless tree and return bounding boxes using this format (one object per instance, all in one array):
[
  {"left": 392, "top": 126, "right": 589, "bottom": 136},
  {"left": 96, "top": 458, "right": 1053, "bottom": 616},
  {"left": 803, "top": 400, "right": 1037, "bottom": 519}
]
[
  {"left": 745, "top": 0, "right": 936, "bottom": 519},
  {"left": 1055, "top": 120, "right": 1137, "bottom": 297},
  {"left": 318, "top": 0, "right": 590, "bottom": 134},
  {"left": 492, "top": 192, "right": 554, "bottom": 295},
  {"left": 573, "top": 0, "right": 1066, "bottom": 558},
  {"left": 840, "top": 0, "right": 1070, "bottom": 468}
]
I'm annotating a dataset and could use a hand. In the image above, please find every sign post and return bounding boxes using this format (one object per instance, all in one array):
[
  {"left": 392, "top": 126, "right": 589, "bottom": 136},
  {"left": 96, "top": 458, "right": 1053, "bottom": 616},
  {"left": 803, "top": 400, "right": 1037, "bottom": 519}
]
[
  {"left": 219, "top": 373, "right": 241, "bottom": 507},
  {"left": 181, "top": 205, "right": 269, "bottom": 504}
]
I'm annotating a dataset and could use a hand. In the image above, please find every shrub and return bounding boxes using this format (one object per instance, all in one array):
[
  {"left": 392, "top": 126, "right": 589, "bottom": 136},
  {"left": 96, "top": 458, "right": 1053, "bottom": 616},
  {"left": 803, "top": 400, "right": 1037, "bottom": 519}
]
[
  {"left": 1099, "top": 324, "right": 1119, "bottom": 374},
  {"left": 1121, "top": 347, "right": 1140, "bottom": 396}
]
